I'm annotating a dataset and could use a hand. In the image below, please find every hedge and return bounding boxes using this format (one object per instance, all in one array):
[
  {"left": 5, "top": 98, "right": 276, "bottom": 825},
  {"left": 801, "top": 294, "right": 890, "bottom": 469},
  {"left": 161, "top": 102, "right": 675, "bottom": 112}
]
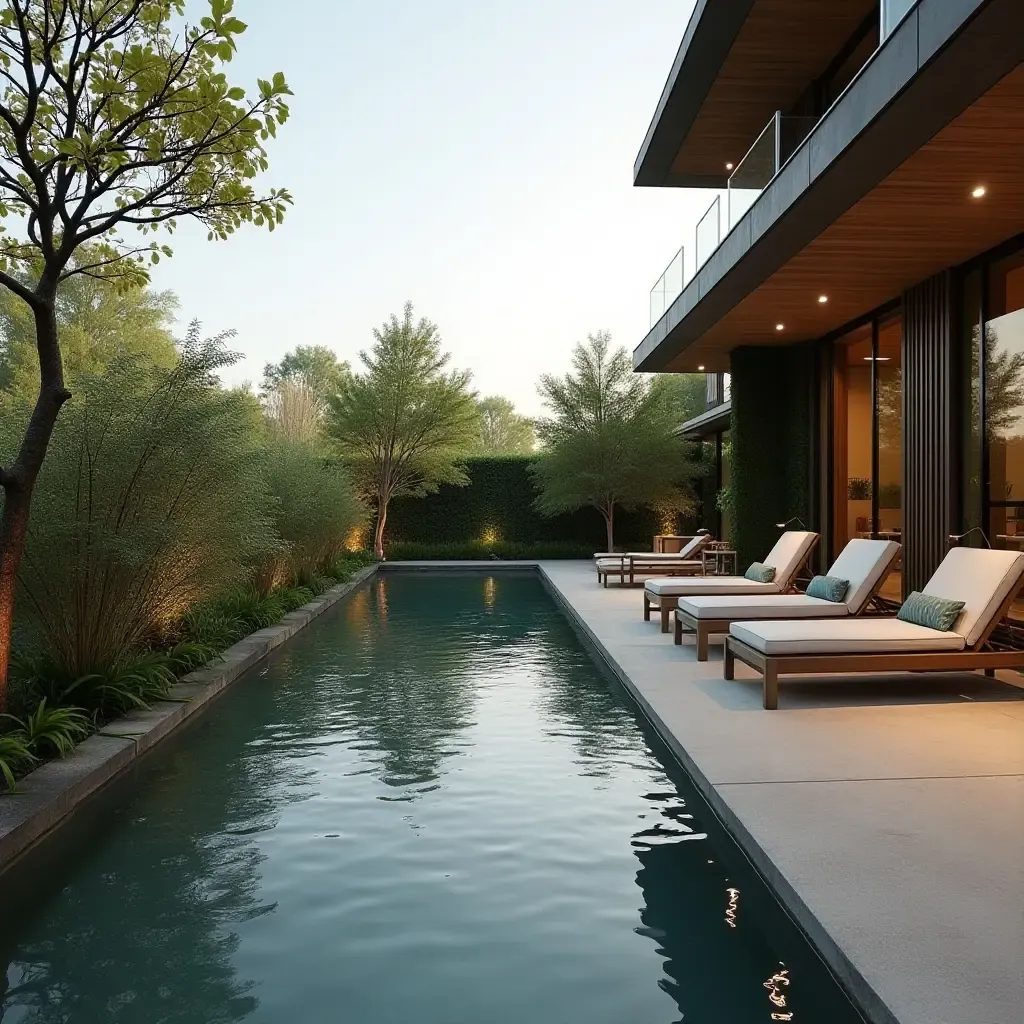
[{"left": 385, "top": 456, "right": 702, "bottom": 554}]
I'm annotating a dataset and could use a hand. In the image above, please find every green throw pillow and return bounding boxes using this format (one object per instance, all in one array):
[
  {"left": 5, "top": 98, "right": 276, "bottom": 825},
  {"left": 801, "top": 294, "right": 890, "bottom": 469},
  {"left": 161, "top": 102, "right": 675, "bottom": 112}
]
[
  {"left": 805, "top": 575, "right": 850, "bottom": 602},
  {"left": 744, "top": 562, "right": 776, "bottom": 584},
  {"left": 897, "top": 592, "right": 965, "bottom": 632}
]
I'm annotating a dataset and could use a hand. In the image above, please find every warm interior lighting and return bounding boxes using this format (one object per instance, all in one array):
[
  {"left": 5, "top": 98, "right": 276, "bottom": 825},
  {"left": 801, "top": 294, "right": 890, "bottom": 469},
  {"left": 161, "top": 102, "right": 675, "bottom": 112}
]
[
  {"left": 818, "top": 295, "right": 828, "bottom": 304},
  {"left": 863, "top": 356, "right": 892, "bottom": 362},
  {"left": 697, "top": 364, "right": 705, "bottom": 371},
  {"left": 775, "top": 323, "right": 784, "bottom": 331},
  {"left": 971, "top": 185, "right": 986, "bottom": 198},
  {"left": 725, "top": 162, "right": 734, "bottom": 170}
]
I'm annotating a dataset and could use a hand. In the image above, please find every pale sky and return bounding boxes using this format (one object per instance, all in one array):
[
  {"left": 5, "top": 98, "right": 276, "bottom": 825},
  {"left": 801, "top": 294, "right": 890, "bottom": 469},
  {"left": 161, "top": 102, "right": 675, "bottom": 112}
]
[{"left": 149, "top": 0, "right": 709, "bottom": 417}]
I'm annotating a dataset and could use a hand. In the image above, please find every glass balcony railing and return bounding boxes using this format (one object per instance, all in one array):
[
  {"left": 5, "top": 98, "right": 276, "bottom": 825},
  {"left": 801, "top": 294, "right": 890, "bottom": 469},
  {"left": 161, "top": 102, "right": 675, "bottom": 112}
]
[
  {"left": 695, "top": 195, "right": 721, "bottom": 273},
  {"left": 881, "top": 0, "right": 916, "bottom": 40},
  {"left": 727, "top": 111, "right": 818, "bottom": 229},
  {"left": 647, "top": 110, "right": 819, "bottom": 328},
  {"left": 645, "top": 4, "right": 917, "bottom": 329},
  {"left": 650, "top": 248, "right": 684, "bottom": 326}
]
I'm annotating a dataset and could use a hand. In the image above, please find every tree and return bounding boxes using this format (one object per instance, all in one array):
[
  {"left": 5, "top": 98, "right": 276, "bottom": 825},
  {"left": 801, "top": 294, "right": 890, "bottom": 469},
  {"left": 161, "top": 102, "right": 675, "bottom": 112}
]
[
  {"left": 659, "top": 372, "right": 709, "bottom": 425},
  {"left": 329, "top": 302, "right": 478, "bottom": 558},
  {"left": 261, "top": 344, "right": 351, "bottom": 401},
  {"left": 532, "top": 331, "right": 700, "bottom": 551},
  {"left": 0, "top": 0, "right": 291, "bottom": 707},
  {"left": 0, "top": 265, "right": 178, "bottom": 395},
  {"left": 474, "top": 395, "right": 535, "bottom": 454}
]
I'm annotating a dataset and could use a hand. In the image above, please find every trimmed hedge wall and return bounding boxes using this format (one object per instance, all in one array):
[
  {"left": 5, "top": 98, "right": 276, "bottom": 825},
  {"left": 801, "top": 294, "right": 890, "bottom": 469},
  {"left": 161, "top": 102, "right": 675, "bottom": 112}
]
[
  {"left": 385, "top": 456, "right": 701, "bottom": 554},
  {"left": 731, "top": 344, "right": 814, "bottom": 570}
]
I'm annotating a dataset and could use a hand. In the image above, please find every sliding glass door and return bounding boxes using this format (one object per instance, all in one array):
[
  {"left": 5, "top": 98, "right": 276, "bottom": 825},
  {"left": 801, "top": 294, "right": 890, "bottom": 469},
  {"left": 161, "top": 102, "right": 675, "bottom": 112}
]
[{"left": 832, "top": 312, "right": 903, "bottom": 598}]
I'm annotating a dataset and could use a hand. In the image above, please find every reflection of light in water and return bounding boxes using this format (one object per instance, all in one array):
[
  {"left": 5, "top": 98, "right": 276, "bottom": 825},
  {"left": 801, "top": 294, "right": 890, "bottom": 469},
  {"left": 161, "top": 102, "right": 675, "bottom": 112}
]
[
  {"left": 484, "top": 576, "right": 497, "bottom": 609},
  {"left": 725, "top": 887, "right": 739, "bottom": 928},
  {"left": 375, "top": 578, "right": 388, "bottom": 624},
  {"left": 345, "top": 587, "right": 370, "bottom": 627},
  {"left": 763, "top": 967, "right": 793, "bottom": 1021}
]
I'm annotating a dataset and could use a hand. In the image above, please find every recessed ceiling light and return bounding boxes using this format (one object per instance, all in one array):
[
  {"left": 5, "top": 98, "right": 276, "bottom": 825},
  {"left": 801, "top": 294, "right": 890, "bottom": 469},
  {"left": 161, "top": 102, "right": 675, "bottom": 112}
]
[
  {"left": 972, "top": 185, "right": 986, "bottom": 198},
  {"left": 725, "top": 162, "right": 734, "bottom": 171},
  {"left": 697, "top": 364, "right": 705, "bottom": 371},
  {"left": 818, "top": 295, "right": 828, "bottom": 304},
  {"left": 775, "top": 323, "right": 784, "bottom": 331}
]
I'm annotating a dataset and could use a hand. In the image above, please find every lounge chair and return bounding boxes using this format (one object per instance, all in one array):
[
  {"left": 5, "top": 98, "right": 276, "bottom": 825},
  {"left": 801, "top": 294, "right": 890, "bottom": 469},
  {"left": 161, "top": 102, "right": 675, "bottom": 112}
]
[
  {"left": 675, "top": 538, "right": 901, "bottom": 659},
  {"left": 643, "top": 531, "right": 819, "bottom": 633},
  {"left": 596, "top": 534, "right": 711, "bottom": 587},
  {"left": 724, "top": 547, "right": 1024, "bottom": 709}
]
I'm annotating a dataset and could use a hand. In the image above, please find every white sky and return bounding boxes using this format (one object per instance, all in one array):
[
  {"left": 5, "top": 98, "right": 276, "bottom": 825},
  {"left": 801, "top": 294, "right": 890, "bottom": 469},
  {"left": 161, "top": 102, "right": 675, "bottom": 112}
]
[{"left": 149, "top": 0, "right": 709, "bottom": 417}]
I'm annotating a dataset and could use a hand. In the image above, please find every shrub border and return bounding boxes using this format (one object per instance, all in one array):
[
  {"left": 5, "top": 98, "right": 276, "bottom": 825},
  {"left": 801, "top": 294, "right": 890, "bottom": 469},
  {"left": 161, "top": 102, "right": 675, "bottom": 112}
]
[{"left": 0, "top": 564, "right": 378, "bottom": 872}]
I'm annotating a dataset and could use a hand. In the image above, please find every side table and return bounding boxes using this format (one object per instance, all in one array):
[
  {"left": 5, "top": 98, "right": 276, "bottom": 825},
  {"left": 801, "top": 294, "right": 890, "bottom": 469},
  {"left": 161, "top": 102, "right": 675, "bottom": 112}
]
[{"left": 703, "top": 548, "right": 737, "bottom": 576}]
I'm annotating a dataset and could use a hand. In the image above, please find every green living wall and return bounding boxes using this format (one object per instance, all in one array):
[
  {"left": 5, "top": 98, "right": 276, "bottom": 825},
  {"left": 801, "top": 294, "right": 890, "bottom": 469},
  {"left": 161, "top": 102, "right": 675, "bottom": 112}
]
[
  {"left": 730, "top": 344, "right": 815, "bottom": 570},
  {"left": 385, "top": 456, "right": 702, "bottom": 555}
]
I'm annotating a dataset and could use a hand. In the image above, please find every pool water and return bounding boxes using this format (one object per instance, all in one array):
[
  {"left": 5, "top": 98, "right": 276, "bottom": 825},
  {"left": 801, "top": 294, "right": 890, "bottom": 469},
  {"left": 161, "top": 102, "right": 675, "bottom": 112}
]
[{"left": 0, "top": 573, "right": 863, "bottom": 1023}]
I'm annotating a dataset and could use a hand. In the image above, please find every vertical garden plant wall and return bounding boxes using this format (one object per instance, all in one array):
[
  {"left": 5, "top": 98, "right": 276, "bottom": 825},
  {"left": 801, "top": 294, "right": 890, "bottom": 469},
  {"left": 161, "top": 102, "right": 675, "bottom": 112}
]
[
  {"left": 385, "top": 456, "right": 700, "bottom": 553},
  {"left": 730, "top": 345, "right": 814, "bottom": 569}
]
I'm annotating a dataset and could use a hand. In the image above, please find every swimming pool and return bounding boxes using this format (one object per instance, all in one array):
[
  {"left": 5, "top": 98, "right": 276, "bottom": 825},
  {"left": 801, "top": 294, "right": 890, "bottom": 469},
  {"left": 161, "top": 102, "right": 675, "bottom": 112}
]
[{"left": 0, "top": 572, "right": 864, "bottom": 1023}]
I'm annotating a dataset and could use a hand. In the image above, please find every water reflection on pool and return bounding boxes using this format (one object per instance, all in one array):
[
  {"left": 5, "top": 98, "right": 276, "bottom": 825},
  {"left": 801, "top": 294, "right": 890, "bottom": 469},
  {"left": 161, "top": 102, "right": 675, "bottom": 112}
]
[{"left": 0, "top": 573, "right": 863, "bottom": 1023}]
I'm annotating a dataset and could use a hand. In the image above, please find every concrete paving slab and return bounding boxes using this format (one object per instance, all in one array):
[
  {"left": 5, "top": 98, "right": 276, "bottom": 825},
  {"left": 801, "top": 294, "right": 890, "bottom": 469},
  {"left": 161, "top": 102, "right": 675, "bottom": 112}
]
[{"left": 539, "top": 559, "right": 1024, "bottom": 1024}]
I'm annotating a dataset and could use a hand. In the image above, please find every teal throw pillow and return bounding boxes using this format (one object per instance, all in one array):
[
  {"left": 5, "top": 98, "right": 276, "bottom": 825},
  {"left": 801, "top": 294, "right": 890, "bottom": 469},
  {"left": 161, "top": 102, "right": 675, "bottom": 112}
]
[
  {"left": 805, "top": 575, "right": 850, "bottom": 603},
  {"left": 897, "top": 592, "right": 965, "bottom": 632},
  {"left": 744, "top": 562, "right": 776, "bottom": 584}
]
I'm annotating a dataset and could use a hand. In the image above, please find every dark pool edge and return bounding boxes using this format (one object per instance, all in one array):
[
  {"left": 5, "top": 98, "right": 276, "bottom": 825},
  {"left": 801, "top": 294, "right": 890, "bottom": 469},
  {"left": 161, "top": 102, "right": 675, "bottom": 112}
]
[
  {"left": 0, "top": 564, "right": 378, "bottom": 874},
  {"left": 534, "top": 566, "right": 896, "bottom": 1024}
]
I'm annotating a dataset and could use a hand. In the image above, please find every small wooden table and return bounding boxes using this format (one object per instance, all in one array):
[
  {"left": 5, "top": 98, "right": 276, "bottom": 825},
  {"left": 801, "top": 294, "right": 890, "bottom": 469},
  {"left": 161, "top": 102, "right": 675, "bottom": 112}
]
[{"left": 703, "top": 547, "right": 737, "bottom": 576}]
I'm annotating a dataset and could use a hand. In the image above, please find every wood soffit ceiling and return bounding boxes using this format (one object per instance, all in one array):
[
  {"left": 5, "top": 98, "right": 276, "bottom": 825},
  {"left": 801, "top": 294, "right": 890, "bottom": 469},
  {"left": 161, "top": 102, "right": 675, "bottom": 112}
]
[
  {"left": 670, "top": 0, "right": 877, "bottom": 180},
  {"left": 665, "top": 64, "right": 1024, "bottom": 373}
]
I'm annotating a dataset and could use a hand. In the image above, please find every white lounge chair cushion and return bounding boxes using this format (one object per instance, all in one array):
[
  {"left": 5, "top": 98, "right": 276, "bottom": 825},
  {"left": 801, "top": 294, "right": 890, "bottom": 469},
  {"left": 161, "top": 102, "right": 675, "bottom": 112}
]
[
  {"left": 678, "top": 594, "right": 848, "bottom": 620},
  {"left": 594, "top": 536, "right": 708, "bottom": 562},
  {"left": 761, "top": 531, "right": 819, "bottom": 587},
  {"left": 827, "top": 538, "right": 901, "bottom": 612},
  {"left": 921, "top": 547, "right": 1024, "bottom": 646},
  {"left": 729, "top": 618, "right": 966, "bottom": 655},
  {"left": 646, "top": 576, "right": 780, "bottom": 597}
]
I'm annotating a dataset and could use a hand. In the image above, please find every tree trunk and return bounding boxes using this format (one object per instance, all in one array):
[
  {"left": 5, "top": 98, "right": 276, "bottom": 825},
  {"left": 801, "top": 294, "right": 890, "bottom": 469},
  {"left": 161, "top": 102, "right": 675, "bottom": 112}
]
[
  {"left": 604, "top": 503, "right": 615, "bottom": 553},
  {"left": 0, "top": 295, "right": 69, "bottom": 711},
  {"left": 374, "top": 499, "right": 388, "bottom": 559}
]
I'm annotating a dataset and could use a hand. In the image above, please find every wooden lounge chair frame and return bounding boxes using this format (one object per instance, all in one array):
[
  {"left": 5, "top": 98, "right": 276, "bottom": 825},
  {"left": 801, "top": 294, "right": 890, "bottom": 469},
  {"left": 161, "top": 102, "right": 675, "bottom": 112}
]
[
  {"left": 644, "top": 535, "right": 820, "bottom": 633},
  {"left": 598, "top": 535, "right": 711, "bottom": 588},
  {"left": 724, "top": 577, "right": 1024, "bottom": 710},
  {"left": 675, "top": 542, "right": 899, "bottom": 659}
]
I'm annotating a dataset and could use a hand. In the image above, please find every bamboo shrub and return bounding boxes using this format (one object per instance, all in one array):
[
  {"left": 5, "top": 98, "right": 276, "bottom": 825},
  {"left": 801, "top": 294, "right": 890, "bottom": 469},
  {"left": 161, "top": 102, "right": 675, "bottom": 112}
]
[
  {"left": 260, "top": 435, "right": 367, "bottom": 589},
  {"left": 3, "top": 328, "right": 279, "bottom": 676}
]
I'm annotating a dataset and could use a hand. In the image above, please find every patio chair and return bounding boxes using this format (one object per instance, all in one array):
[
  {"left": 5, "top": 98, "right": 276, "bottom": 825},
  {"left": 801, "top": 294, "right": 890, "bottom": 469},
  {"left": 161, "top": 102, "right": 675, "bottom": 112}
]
[
  {"left": 643, "top": 531, "right": 819, "bottom": 633},
  {"left": 675, "top": 538, "right": 901, "bottom": 659},
  {"left": 596, "top": 534, "right": 712, "bottom": 587},
  {"left": 724, "top": 546, "right": 1024, "bottom": 709}
]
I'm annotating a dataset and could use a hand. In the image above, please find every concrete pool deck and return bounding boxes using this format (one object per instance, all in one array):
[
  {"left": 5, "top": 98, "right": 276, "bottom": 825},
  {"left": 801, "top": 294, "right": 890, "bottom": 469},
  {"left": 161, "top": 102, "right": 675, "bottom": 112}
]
[{"left": 532, "top": 560, "right": 1024, "bottom": 1024}]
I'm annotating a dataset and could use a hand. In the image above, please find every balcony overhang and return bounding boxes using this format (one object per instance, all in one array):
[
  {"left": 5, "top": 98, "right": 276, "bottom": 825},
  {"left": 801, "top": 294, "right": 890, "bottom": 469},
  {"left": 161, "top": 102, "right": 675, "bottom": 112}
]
[
  {"left": 679, "top": 399, "right": 732, "bottom": 440},
  {"left": 634, "top": 0, "right": 877, "bottom": 188},
  {"left": 635, "top": 0, "right": 1024, "bottom": 373}
]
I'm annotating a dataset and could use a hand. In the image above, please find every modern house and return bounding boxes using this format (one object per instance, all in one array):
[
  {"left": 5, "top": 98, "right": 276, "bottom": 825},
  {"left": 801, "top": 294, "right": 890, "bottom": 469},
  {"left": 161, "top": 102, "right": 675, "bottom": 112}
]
[{"left": 634, "top": 0, "right": 1024, "bottom": 607}]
